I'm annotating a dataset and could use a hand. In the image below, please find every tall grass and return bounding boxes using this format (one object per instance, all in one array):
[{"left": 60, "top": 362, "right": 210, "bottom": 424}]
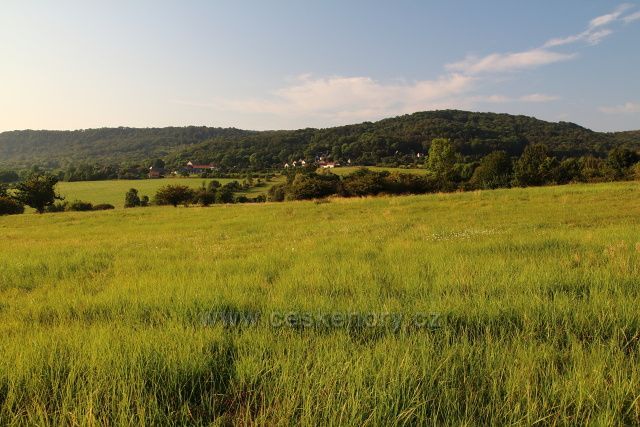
[{"left": 1, "top": 182, "right": 639, "bottom": 424}]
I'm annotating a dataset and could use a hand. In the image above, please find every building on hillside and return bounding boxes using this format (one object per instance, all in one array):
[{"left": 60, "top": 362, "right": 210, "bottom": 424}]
[{"left": 185, "top": 161, "right": 217, "bottom": 174}]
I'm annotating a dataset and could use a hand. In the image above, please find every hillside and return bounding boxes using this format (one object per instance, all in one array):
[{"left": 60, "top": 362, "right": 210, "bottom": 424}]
[{"left": 1, "top": 110, "right": 639, "bottom": 170}]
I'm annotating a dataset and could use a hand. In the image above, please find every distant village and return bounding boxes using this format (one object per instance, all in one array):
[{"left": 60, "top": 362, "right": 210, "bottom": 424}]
[{"left": 147, "top": 157, "right": 355, "bottom": 178}]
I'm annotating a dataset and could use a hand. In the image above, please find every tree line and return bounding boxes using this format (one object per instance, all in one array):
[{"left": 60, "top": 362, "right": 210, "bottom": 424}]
[
  {"left": 1, "top": 110, "right": 639, "bottom": 175},
  {"left": 266, "top": 139, "right": 640, "bottom": 201}
]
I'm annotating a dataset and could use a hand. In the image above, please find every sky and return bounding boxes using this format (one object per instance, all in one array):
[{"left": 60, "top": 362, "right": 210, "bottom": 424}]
[{"left": 1, "top": 1, "right": 639, "bottom": 132}]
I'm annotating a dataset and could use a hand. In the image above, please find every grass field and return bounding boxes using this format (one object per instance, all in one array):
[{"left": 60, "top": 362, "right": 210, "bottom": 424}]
[
  {"left": 1, "top": 182, "right": 640, "bottom": 424},
  {"left": 56, "top": 176, "right": 284, "bottom": 208},
  {"left": 329, "top": 165, "right": 430, "bottom": 176}
]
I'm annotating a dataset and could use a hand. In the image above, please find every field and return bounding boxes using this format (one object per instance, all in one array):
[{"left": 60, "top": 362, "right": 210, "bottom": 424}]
[
  {"left": 55, "top": 176, "right": 284, "bottom": 208},
  {"left": 329, "top": 165, "right": 430, "bottom": 176},
  {"left": 1, "top": 182, "right": 640, "bottom": 424}
]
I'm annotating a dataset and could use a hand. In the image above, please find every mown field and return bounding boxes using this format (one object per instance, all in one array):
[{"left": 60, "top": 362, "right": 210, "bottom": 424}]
[
  {"left": 55, "top": 176, "right": 284, "bottom": 208},
  {"left": 1, "top": 182, "right": 640, "bottom": 425}
]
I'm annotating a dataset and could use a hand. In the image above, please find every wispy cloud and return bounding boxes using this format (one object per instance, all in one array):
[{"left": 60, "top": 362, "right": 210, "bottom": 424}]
[
  {"left": 599, "top": 102, "right": 640, "bottom": 114},
  {"left": 520, "top": 93, "right": 560, "bottom": 103},
  {"left": 623, "top": 10, "right": 640, "bottom": 23},
  {"left": 544, "top": 3, "right": 634, "bottom": 47},
  {"left": 450, "top": 3, "right": 638, "bottom": 76},
  {"left": 446, "top": 49, "right": 575, "bottom": 75}
]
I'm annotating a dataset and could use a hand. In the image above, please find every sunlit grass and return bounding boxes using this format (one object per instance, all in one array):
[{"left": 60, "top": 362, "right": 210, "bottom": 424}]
[{"left": 1, "top": 181, "right": 639, "bottom": 424}]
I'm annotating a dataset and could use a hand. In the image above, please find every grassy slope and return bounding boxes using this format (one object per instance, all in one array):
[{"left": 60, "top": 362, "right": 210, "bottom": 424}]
[
  {"left": 56, "top": 176, "right": 284, "bottom": 208},
  {"left": 1, "top": 182, "right": 640, "bottom": 424},
  {"left": 328, "top": 165, "right": 430, "bottom": 176}
]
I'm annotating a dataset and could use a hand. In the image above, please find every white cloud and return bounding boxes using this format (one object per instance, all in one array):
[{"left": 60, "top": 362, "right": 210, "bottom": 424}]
[
  {"left": 599, "top": 102, "right": 640, "bottom": 114},
  {"left": 446, "top": 49, "right": 575, "bottom": 75},
  {"left": 186, "top": 5, "right": 636, "bottom": 127},
  {"left": 589, "top": 4, "right": 633, "bottom": 28},
  {"left": 210, "top": 73, "right": 475, "bottom": 124},
  {"left": 623, "top": 11, "right": 640, "bottom": 23},
  {"left": 520, "top": 93, "right": 560, "bottom": 103},
  {"left": 544, "top": 4, "right": 635, "bottom": 47}
]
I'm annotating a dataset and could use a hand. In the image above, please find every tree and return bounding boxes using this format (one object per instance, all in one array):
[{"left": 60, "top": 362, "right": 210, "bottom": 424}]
[
  {"left": 155, "top": 185, "right": 196, "bottom": 207},
  {"left": 124, "top": 188, "right": 141, "bottom": 208},
  {"left": 606, "top": 148, "right": 638, "bottom": 180},
  {"left": 151, "top": 158, "right": 166, "bottom": 169},
  {"left": 514, "top": 144, "right": 553, "bottom": 187},
  {"left": 426, "top": 138, "right": 456, "bottom": 188},
  {"left": 285, "top": 172, "right": 340, "bottom": 200},
  {"left": 13, "top": 173, "right": 63, "bottom": 213},
  {"left": 214, "top": 187, "right": 234, "bottom": 204},
  {"left": 469, "top": 151, "right": 513, "bottom": 189},
  {"left": 341, "top": 169, "right": 387, "bottom": 196}
]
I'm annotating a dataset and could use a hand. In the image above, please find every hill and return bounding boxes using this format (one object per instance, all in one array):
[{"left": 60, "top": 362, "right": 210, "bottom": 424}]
[{"left": 1, "top": 110, "right": 639, "bottom": 170}]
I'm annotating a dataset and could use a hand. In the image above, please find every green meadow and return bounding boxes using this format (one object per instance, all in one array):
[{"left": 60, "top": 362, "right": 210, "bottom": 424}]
[
  {"left": 1, "top": 181, "right": 640, "bottom": 425},
  {"left": 55, "top": 176, "right": 283, "bottom": 208},
  {"left": 330, "top": 165, "right": 430, "bottom": 176}
]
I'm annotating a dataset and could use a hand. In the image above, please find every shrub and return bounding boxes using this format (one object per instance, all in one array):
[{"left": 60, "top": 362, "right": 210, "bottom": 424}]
[
  {"left": 93, "top": 203, "right": 115, "bottom": 210},
  {"left": 45, "top": 202, "right": 68, "bottom": 213},
  {"left": 194, "top": 188, "right": 216, "bottom": 206},
  {"left": 383, "top": 172, "right": 435, "bottom": 194},
  {"left": 0, "top": 196, "right": 24, "bottom": 215},
  {"left": 341, "top": 169, "right": 387, "bottom": 197},
  {"left": 215, "top": 187, "right": 234, "bottom": 204},
  {"left": 469, "top": 151, "right": 513, "bottom": 189},
  {"left": 285, "top": 172, "right": 340, "bottom": 200},
  {"left": 124, "top": 188, "right": 141, "bottom": 208},
  {"left": 267, "top": 184, "right": 286, "bottom": 202},
  {"left": 68, "top": 200, "right": 94, "bottom": 211}
]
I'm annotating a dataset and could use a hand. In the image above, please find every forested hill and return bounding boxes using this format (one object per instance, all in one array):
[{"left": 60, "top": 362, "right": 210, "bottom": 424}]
[
  {"left": 0, "top": 127, "right": 253, "bottom": 169},
  {"left": 0, "top": 110, "right": 638, "bottom": 170}
]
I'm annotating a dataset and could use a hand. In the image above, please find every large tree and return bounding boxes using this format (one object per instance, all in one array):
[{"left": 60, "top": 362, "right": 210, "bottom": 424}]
[
  {"left": 426, "top": 138, "right": 456, "bottom": 189},
  {"left": 13, "top": 173, "right": 62, "bottom": 213},
  {"left": 470, "top": 151, "right": 513, "bottom": 189},
  {"left": 154, "top": 185, "right": 196, "bottom": 207}
]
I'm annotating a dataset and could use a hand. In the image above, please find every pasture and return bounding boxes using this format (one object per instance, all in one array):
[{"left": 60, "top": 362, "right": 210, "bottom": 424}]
[
  {"left": 1, "top": 182, "right": 640, "bottom": 424},
  {"left": 55, "top": 176, "right": 283, "bottom": 208}
]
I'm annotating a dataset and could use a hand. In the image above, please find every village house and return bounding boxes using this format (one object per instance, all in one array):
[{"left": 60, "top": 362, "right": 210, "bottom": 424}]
[{"left": 185, "top": 161, "right": 216, "bottom": 174}]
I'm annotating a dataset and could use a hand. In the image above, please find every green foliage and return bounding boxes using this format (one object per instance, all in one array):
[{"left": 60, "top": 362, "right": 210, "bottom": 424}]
[
  {"left": 45, "top": 202, "right": 68, "bottom": 213},
  {"left": 214, "top": 187, "right": 235, "bottom": 204},
  {"left": 13, "top": 173, "right": 63, "bottom": 213},
  {"left": 514, "top": 144, "right": 554, "bottom": 187},
  {"left": 154, "top": 185, "right": 196, "bottom": 207},
  {"left": 67, "top": 200, "right": 94, "bottom": 212},
  {"left": 0, "top": 170, "right": 19, "bottom": 183},
  {"left": 92, "top": 203, "right": 115, "bottom": 211},
  {"left": 124, "top": 188, "right": 141, "bottom": 208},
  {"left": 426, "top": 138, "right": 456, "bottom": 186},
  {"left": 1, "top": 111, "right": 638, "bottom": 172},
  {"left": 606, "top": 147, "right": 638, "bottom": 180},
  {"left": 341, "top": 168, "right": 387, "bottom": 196},
  {"left": 0, "top": 196, "right": 24, "bottom": 215},
  {"left": 285, "top": 173, "right": 341, "bottom": 200},
  {"left": 469, "top": 151, "right": 513, "bottom": 189}
]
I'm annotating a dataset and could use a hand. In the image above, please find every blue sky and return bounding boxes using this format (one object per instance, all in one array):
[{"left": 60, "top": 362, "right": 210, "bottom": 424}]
[{"left": 1, "top": 1, "right": 639, "bottom": 132}]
